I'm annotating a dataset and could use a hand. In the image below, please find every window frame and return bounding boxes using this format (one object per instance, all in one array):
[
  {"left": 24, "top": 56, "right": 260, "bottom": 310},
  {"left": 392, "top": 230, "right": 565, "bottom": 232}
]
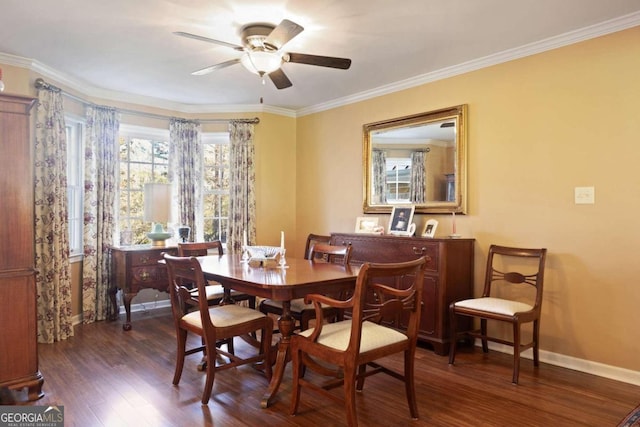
[{"left": 65, "top": 114, "right": 85, "bottom": 262}]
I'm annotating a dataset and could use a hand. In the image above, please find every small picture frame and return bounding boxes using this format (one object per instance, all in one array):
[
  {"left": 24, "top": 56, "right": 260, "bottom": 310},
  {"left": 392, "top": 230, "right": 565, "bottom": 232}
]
[
  {"left": 355, "top": 217, "right": 380, "bottom": 234},
  {"left": 422, "top": 219, "right": 438, "bottom": 238},
  {"left": 388, "top": 205, "right": 415, "bottom": 235}
]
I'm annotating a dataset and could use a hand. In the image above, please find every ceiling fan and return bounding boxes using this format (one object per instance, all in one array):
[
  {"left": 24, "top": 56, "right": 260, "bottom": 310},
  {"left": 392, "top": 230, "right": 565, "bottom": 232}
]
[{"left": 174, "top": 19, "right": 352, "bottom": 89}]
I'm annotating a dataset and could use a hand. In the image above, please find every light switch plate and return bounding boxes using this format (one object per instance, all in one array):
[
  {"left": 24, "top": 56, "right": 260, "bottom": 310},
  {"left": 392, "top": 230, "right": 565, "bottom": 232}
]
[{"left": 575, "top": 186, "right": 595, "bottom": 204}]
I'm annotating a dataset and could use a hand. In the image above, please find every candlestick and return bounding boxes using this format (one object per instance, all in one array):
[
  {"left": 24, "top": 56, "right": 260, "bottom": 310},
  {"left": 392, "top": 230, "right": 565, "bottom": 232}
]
[
  {"left": 452, "top": 212, "right": 456, "bottom": 234},
  {"left": 449, "top": 212, "right": 461, "bottom": 238},
  {"left": 243, "top": 230, "right": 248, "bottom": 247},
  {"left": 280, "top": 231, "right": 285, "bottom": 249}
]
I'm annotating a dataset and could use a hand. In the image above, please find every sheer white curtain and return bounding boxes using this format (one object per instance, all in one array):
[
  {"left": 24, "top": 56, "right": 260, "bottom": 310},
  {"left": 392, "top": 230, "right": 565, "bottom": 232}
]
[
  {"left": 168, "top": 119, "right": 202, "bottom": 240},
  {"left": 83, "top": 105, "right": 119, "bottom": 324},
  {"left": 34, "top": 87, "right": 73, "bottom": 342},
  {"left": 228, "top": 122, "right": 256, "bottom": 253}
]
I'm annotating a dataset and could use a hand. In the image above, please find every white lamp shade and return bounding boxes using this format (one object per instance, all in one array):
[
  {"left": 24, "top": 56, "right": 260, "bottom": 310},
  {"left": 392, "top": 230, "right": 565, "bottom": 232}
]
[
  {"left": 144, "top": 183, "right": 171, "bottom": 224},
  {"left": 240, "top": 51, "right": 283, "bottom": 75}
]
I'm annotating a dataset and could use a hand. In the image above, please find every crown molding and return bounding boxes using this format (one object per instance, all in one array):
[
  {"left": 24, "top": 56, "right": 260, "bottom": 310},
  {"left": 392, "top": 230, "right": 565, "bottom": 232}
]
[
  {"left": 3, "top": 11, "right": 639, "bottom": 119},
  {"left": 297, "top": 11, "right": 640, "bottom": 117}
]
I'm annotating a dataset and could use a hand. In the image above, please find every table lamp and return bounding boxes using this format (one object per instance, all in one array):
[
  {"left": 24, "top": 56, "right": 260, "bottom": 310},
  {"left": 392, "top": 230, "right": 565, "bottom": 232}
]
[{"left": 144, "top": 183, "right": 172, "bottom": 246}]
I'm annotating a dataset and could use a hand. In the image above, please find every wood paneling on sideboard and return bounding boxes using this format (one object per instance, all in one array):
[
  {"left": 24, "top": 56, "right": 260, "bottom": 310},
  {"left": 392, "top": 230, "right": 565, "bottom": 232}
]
[
  {"left": 0, "top": 93, "right": 44, "bottom": 400},
  {"left": 330, "top": 233, "right": 474, "bottom": 355}
]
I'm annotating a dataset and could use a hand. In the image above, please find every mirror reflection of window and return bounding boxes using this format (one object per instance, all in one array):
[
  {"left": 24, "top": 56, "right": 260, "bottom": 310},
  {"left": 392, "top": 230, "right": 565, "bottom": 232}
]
[{"left": 385, "top": 158, "right": 411, "bottom": 203}]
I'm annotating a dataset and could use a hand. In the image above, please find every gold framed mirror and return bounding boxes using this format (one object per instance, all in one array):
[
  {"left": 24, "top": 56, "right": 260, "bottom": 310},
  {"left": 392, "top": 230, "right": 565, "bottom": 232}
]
[{"left": 363, "top": 104, "right": 467, "bottom": 214}]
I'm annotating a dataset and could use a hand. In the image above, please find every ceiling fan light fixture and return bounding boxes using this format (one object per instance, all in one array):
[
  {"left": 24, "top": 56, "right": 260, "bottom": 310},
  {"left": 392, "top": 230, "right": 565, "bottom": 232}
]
[{"left": 240, "top": 51, "right": 283, "bottom": 76}]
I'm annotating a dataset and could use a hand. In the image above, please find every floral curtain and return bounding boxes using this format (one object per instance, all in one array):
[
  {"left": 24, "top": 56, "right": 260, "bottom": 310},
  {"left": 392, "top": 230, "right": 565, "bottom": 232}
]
[
  {"left": 82, "top": 106, "right": 119, "bottom": 323},
  {"left": 168, "top": 118, "right": 202, "bottom": 241},
  {"left": 34, "top": 87, "right": 73, "bottom": 343},
  {"left": 372, "top": 149, "right": 387, "bottom": 204},
  {"left": 410, "top": 150, "right": 427, "bottom": 203},
  {"left": 228, "top": 122, "right": 256, "bottom": 253}
]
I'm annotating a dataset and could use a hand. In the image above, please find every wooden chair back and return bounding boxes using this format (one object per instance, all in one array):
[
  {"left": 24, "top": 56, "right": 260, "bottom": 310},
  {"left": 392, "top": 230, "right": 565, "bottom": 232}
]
[
  {"left": 304, "top": 233, "right": 331, "bottom": 260},
  {"left": 309, "top": 243, "right": 352, "bottom": 265},
  {"left": 482, "top": 245, "right": 547, "bottom": 311},
  {"left": 164, "top": 254, "right": 213, "bottom": 328}
]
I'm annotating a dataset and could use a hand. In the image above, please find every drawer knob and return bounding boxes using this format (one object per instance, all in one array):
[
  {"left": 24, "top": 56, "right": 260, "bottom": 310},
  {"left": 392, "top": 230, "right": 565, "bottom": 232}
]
[
  {"left": 140, "top": 255, "right": 150, "bottom": 264},
  {"left": 140, "top": 271, "right": 150, "bottom": 281},
  {"left": 412, "top": 246, "right": 426, "bottom": 255}
]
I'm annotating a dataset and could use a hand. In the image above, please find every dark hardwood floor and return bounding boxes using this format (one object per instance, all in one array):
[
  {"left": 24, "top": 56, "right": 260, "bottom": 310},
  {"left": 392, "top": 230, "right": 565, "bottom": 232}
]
[{"left": 15, "top": 308, "right": 640, "bottom": 426}]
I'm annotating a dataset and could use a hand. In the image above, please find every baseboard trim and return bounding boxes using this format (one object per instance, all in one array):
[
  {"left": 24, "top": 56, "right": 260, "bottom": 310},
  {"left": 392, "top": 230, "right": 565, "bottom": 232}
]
[
  {"left": 486, "top": 342, "right": 640, "bottom": 387},
  {"left": 70, "top": 300, "right": 172, "bottom": 327}
]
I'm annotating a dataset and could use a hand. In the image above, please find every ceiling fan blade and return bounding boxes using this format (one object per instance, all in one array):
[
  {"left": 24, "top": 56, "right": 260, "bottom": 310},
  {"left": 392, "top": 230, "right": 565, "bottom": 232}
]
[
  {"left": 264, "top": 19, "right": 304, "bottom": 51},
  {"left": 268, "top": 68, "right": 293, "bottom": 89},
  {"left": 174, "top": 31, "right": 244, "bottom": 51},
  {"left": 286, "top": 52, "right": 351, "bottom": 69},
  {"left": 192, "top": 58, "right": 241, "bottom": 76}
]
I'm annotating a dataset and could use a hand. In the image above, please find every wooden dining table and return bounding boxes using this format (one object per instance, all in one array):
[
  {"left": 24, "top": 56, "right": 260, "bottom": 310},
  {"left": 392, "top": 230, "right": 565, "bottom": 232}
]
[{"left": 197, "top": 254, "right": 360, "bottom": 408}]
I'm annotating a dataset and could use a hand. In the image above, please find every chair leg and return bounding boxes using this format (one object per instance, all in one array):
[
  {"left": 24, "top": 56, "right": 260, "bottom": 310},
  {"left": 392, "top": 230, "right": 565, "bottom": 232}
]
[
  {"left": 533, "top": 319, "right": 540, "bottom": 367},
  {"left": 448, "top": 307, "right": 458, "bottom": 364},
  {"left": 355, "top": 364, "right": 366, "bottom": 391},
  {"left": 343, "top": 364, "right": 358, "bottom": 427},
  {"left": 289, "top": 344, "right": 302, "bottom": 416},
  {"left": 480, "top": 319, "right": 489, "bottom": 353},
  {"left": 173, "top": 328, "right": 188, "bottom": 385},
  {"left": 512, "top": 323, "right": 521, "bottom": 385},
  {"left": 404, "top": 350, "right": 419, "bottom": 420},
  {"left": 201, "top": 336, "right": 217, "bottom": 405}
]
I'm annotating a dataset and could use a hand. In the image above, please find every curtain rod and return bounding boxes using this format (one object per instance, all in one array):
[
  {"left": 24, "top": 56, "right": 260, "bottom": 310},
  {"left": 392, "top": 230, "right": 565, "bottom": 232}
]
[{"left": 34, "top": 78, "right": 259, "bottom": 125}]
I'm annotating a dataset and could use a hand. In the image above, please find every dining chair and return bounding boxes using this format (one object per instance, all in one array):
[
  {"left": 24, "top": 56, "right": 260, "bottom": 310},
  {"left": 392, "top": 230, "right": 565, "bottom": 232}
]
[
  {"left": 164, "top": 254, "right": 273, "bottom": 405},
  {"left": 290, "top": 257, "right": 427, "bottom": 427},
  {"left": 449, "top": 244, "right": 547, "bottom": 384},
  {"left": 303, "top": 233, "right": 331, "bottom": 260},
  {"left": 177, "top": 241, "right": 255, "bottom": 309},
  {"left": 259, "top": 243, "right": 353, "bottom": 331}
]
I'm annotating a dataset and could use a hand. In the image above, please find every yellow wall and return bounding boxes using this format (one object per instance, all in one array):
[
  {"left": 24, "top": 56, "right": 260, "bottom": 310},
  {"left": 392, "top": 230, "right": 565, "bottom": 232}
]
[
  {"left": 3, "top": 25, "right": 639, "bottom": 372},
  {"left": 296, "top": 26, "right": 640, "bottom": 371}
]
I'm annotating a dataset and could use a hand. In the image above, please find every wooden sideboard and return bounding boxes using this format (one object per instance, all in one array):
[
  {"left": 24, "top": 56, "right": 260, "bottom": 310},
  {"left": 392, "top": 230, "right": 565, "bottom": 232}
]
[
  {"left": 109, "top": 245, "right": 178, "bottom": 330},
  {"left": 0, "top": 94, "right": 44, "bottom": 400},
  {"left": 330, "top": 233, "right": 474, "bottom": 355}
]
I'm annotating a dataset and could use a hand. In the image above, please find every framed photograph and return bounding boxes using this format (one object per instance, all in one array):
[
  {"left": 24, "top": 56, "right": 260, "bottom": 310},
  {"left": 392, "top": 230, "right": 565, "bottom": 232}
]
[
  {"left": 422, "top": 219, "right": 438, "bottom": 238},
  {"left": 355, "top": 217, "right": 380, "bottom": 234},
  {"left": 388, "top": 205, "right": 415, "bottom": 235}
]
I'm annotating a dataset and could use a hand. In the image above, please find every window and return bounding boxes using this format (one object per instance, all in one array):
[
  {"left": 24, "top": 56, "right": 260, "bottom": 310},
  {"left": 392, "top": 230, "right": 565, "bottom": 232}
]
[
  {"left": 118, "top": 125, "right": 169, "bottom": 245},
  {"left": 66, "top": 117, "right": 84, "bottom": 258},
  {"left": 201, "top": 133, "right": 230, "bottom": 242},
  {"left": 386, "top": 157, "right": 411, "bottom": 203},
  {"left": 116, "top": 126, "right": 230, "bottom": 245}
]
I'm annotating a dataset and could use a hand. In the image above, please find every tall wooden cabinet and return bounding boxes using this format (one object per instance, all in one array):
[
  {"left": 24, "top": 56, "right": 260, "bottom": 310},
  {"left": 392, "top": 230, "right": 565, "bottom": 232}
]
[
  {"left": 330, "top": 233, "right": 474, "bottom": 355},
  {"left": 0, "top": 94, "right": 44, "bottom": 400}
]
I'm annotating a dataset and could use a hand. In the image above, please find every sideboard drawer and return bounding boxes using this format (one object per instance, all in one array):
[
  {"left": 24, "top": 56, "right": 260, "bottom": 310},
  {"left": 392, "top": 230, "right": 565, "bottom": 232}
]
[
  {"left": 131, "top": 251, "right": 164, "bottom": 266},
  {"left": 331, "top": 234, "right": 439, "bottom": 271}
]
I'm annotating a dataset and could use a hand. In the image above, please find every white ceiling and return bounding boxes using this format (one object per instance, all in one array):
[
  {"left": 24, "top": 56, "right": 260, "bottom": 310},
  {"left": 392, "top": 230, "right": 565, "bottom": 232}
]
[{"left": 1, "top": 0, "right": 640, "bottom": 114}]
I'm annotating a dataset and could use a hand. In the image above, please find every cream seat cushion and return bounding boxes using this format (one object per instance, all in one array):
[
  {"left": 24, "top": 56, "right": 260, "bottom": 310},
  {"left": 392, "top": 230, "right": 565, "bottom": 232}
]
[
  {"left": 190, "top": 284, "right": 245, "bottom": 301},
  {"left": 453, "top": 297, "right": 533, "bottom": 316},
  {"left": 298, "top": 320, "right": 408, "bottom": 353},
  {"left": 182, "top": 304, "right": 266, "bottom": 329}
]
